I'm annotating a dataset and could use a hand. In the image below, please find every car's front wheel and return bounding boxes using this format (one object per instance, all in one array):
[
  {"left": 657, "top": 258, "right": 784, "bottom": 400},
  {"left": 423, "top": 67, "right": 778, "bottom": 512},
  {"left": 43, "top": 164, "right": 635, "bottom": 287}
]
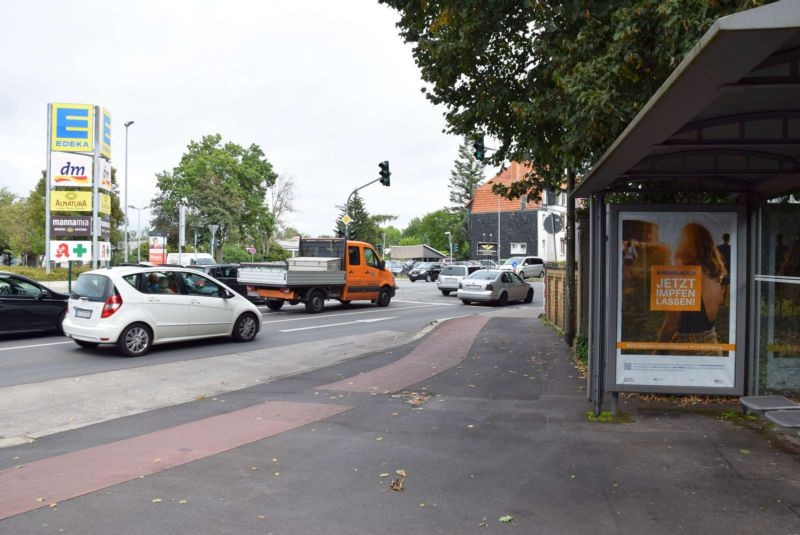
[
  {"left": 117, "top": 323, "right": 152, "bottom": 357},
  {"left": 56, "top": 310, "right": 66, "bottom": 335},
  {"left": 233, "top": 313, "right": 259, "bottom": 342},
  {"left": 441, "top": 290, "right": 450, "bottom": 296},
  {"left": 524, "top": 289, "right": 534, "bottom": 303},
  {"left": 461, "top": 299, "right": 471, "bottom": 305}
]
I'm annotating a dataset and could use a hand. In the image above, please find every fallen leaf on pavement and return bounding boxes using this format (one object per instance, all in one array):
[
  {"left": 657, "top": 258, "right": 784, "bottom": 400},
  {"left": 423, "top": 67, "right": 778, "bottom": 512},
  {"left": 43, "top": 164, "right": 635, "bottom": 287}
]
[
  {"left": 152, "top": 498, "right": 162, "bottom": 503},
  {"left": 499, "top": 515, "right": 514, "bottom": 523}
]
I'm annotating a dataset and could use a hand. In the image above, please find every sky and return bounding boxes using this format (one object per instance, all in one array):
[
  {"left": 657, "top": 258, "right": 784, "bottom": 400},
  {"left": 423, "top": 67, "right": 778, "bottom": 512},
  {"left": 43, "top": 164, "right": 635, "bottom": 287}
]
[{"left": 0, "top": 0, "right": 495, "bottom": 239}]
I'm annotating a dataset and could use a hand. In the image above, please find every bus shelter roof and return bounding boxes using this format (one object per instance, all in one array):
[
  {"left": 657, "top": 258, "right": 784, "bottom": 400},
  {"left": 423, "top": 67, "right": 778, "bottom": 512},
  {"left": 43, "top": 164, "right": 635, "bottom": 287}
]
[{"left": 574, "top": 0, "right": 800, "bottom": 198}]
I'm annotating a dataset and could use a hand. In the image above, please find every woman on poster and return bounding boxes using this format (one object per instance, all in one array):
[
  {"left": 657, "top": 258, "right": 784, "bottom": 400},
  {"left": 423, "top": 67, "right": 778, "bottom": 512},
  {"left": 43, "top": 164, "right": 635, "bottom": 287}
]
[
  {"left": 657, "top": 223, "right": 728, "bottom": 356},
  {"left": 622, "top": 240, "right": 638, "bottom": 280}
]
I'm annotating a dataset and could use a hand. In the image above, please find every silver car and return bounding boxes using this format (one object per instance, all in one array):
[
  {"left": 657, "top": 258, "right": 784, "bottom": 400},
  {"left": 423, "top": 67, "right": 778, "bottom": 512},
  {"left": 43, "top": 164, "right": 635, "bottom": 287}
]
[
  {"left": 437, "top": 264, "right": 484, "bottom": 296},
  {"left": 457, "top": 269, "right": 534, "bottom": 306}
]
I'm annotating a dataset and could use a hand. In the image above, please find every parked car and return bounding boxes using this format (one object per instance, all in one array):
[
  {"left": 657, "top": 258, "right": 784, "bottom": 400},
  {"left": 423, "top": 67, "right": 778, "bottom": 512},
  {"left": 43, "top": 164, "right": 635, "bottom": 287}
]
[
  {"left": 499, "top": 256, "right": 545, "bottom": 278},
  {"left": 457, "top": 269, "right": 534, "bottom": 306},
  {"left": 477, "top": 259, "right": 499, "bottom": 269},
  {"left": 385, "top": 260, "right": 406, "bottom": 277},
  {"left": 190, "top": 263, "right": 264, "bottom": 305},
  {"left": 408, "top": 262, "right": 444, "bottom": 282},
  {"left": 0, "top": 272, "right": 68, "bottom": 335},
  {"left": 62, "top": 265, "right": 261, "bottom": 357},
  {"left": 436, "top": 264, "right": 484, "bottom": 295}
]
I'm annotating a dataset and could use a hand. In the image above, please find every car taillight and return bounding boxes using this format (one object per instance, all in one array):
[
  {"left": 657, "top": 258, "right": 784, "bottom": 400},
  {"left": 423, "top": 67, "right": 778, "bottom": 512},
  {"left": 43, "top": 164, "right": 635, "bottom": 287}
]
[
  {"left": 101, "top": 293, "right": 123, "bottom": 318},
  {"left": 485, "top": 284, "right": 494, "bottom": 291}
]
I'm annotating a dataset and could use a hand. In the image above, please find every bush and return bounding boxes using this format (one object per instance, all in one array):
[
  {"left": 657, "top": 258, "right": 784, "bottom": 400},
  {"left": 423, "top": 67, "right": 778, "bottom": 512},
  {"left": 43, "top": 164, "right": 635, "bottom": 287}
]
[
  {"left": 574, "top": 334, "right": 588, "bottom": 365},
  {"left": 3, "top": 265, "right": 93, "bottom": 281}
]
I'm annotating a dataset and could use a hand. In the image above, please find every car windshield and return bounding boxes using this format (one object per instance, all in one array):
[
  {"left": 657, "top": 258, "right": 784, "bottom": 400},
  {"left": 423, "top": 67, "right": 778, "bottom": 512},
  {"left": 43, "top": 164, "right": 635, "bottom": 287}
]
[
  {"left": 416, "top": 263, "right": 433, "bottom": 269},
  {"left": 466, "top": 270, "right": 499, "bottom": 280},
  {"left": 504, "top": 257, "right": 526, "bottom": 265}
]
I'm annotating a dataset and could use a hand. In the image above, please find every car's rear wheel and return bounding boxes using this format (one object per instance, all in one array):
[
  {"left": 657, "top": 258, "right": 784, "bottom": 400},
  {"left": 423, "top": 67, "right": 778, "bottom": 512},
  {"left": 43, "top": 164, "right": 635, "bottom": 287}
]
[
  {"left": 233, "top": 313, "right": 259, "bottom": 342},
  {"left": 305, "top": 291, "right": 325, "bottom": 313},
  {"left": 519, "top": 270, "right": 526, "bottom": 279},
  {"left": 74, "top": 339, "right": 99, "bottom": 348},
  {"left": 117, "top": 323, "right": 152, "bottom": 357},
  {"left": 425, "top": 274, "right": 431, "bottom": 282},
  {"left": 266, "top": 298, "right": 284, "bottom": 311},
  {"left": 524, "top": 289, "right": 534, "bottom": 303},
  {"left": 461, "top": 299, "right": 471, "bottom": 305},
  {"left": 441, "top": 290, "right": 450, "bottom": 296},
  {"left": 496, "top": 292, "right": 509, "bottom": 306}
]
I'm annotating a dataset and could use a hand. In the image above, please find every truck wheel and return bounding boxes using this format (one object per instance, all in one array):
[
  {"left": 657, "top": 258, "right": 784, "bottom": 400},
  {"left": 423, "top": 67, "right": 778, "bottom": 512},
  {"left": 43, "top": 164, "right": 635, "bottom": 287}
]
[
  {"left": 305, "top": 291, "right": 325, "bottom": 313},
  {"left": 376, "top": 288, "right": 391, "bottom": 307},
  {"left": 266, "top": 298, "right": 284, "bottom": 311}
]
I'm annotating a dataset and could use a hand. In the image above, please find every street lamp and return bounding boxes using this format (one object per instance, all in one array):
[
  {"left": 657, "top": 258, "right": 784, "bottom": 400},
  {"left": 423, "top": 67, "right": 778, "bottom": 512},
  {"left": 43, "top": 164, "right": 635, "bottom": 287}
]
[
  {"left": 445, "top": 231, "right": 453, "bottom": 262},
  {"left": 123, "top": 120, "right": 134, "bottom": 262},
  {"left": 128, "top": 204, "right": 142, "bottom": 263}
]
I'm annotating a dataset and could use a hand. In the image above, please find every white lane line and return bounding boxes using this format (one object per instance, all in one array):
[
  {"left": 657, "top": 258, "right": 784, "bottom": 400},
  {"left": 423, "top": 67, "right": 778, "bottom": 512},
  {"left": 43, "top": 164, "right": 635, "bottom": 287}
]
[
  {"left": 280, "top": 317, "right": 396, "bottom": 333},
  {"left": 0, "top": 341, "right": 73, "bottom": 352},
  {"left": 261, "top": 303, "right": 451, "bottom": 324},
  {"left": 392, "top": 299, "right": 457, "bottom": 306}
]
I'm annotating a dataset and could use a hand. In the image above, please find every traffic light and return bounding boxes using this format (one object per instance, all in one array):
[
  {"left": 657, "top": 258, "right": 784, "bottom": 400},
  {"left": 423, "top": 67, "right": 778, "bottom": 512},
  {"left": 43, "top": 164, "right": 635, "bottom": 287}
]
[
  {"left": 379, "top": 161, "right": 391, "bottom": 186},
  {"left": 472, "top": 137, "right": 485, "bottom": 160}
]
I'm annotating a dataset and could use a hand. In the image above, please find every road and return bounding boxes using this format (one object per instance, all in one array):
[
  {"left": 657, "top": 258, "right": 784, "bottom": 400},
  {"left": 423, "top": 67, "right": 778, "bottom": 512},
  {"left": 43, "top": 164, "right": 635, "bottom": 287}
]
[{"left": 0, "top": 279, "right": 543, "bottom": 448}]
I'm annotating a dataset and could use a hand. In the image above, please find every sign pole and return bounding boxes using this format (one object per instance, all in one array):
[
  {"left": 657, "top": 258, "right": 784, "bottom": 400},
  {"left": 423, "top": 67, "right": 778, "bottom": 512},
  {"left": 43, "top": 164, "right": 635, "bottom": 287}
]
[
  {"left": 45, "top": 104, "right": 52, "bottom": 273},
  {"left": 91, "top": 106, "right": 101, "bottom": 269}
]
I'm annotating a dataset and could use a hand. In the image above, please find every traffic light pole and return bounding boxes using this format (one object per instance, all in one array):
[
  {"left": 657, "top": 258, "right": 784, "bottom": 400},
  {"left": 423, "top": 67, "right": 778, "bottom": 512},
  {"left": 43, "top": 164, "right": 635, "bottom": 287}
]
[{"left": 344, "top": 178, "right": 381, "bottom": 240}]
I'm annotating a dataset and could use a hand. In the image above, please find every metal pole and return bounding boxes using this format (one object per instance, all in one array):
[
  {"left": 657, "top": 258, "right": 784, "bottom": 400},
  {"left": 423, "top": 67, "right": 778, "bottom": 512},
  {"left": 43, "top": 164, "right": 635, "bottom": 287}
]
[
  {"left": 91, "top": 106, "right": 100, "bottom": 270},
  {"left": 564, "top": 169, "right": 577, "bottom": 347},
  {"left": 44, "top": 104, "right": 52, "bottom": 273},
  {"left": 497, "top": 197, "right": 501, "bottom": 264},
  {"left": 123, "top": 121, "right": 134, "bottom": 262}
]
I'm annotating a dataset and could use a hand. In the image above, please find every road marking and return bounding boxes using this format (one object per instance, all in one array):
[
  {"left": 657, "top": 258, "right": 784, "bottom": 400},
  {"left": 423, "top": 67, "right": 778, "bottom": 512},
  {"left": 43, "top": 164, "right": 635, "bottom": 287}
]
[
  {"left": 0, "top": 401, "right": 351, "bottom": 521},
  {"left": 0, "top": 341, "right": 72, "bottom": 352},
  {"left": 280, "top": 317, "right": 396, "bottom": 333},
  {"left": 261, "top": 303, "right": 451, "bottom": 324},
  {"left": 392, "top": 299, "right": 457, "bottom": 305}
]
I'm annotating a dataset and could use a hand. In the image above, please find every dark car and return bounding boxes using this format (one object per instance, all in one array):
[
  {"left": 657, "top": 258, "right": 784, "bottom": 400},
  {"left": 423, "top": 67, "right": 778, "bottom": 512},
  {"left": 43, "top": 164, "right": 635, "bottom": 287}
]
[
  {"left": 190, "top": 263, "right": 265, "bottom": 305},
  {"left": 0, "top": 272, "right": 69, "bottom": 335},
  {"left": 408, "top": 262, "right": 444, "bottom": 282}
]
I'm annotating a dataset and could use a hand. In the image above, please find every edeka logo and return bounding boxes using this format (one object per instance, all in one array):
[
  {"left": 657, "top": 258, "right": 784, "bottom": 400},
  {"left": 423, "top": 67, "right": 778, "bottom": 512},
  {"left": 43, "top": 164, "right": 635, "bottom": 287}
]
[
  {"left": 101, "top": 108, "right": 112, "bottom": 159},
  {"left": 51, "top": 190, "right": 92, "bottom": 212},
  {"left": 51, "top": 103, "right": 94, "bottom": 153}
]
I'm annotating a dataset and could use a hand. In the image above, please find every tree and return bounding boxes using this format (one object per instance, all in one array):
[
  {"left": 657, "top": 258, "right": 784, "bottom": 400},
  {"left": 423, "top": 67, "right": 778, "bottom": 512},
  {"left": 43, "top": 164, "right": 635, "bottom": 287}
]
[
  {"left": 449, "top": 139, "right": 485, "bottom": 211},
  {"left": 151, "top": 134, "right": 277, "bottom": 261},
  {"left": 400, "top": 209, "right": 462, "bottom": 255},
  {"left": 334, "top": 191, "right": 379, "bottom": 244},
  {"left": 260, "top": 173, "right": 296, "bottom": 256}
]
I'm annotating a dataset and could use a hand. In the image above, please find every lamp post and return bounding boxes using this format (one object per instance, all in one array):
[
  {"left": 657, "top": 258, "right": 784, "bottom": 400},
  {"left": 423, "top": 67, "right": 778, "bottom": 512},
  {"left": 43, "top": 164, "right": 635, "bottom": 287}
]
[
  {"left": 128, "top": 204, "right": 142, "bottom": 263},
  {"left": 123, "top": 121, "right": 134, "bottom": 262},
  {"left": 445, "top": 231, "right": 453, "bottom": 262}
]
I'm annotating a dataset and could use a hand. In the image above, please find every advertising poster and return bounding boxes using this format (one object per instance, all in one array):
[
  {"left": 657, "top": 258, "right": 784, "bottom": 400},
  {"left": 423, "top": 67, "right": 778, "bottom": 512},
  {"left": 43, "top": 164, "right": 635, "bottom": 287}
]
[
  {"left": 49, "top": 240, "right": 93, "bottom": 262},
  {"left": 149, "top": 236, "right": 167, "bottom": 265},
  {"left": 50, "top": 103, "right": 94, "bottom": 153},
  {"left": 615, "top": 211, "right": 737, "bottom": 388},
  {"left": 477, "top": 242, "right": 498, "bottom": 257}
]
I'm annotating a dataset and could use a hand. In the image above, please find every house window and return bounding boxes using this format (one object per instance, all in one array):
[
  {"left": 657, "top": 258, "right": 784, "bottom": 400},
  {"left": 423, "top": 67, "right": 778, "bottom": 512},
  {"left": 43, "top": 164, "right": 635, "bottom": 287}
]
[{"left": 510, "top": 242, "right": 527, "bottom": 254}]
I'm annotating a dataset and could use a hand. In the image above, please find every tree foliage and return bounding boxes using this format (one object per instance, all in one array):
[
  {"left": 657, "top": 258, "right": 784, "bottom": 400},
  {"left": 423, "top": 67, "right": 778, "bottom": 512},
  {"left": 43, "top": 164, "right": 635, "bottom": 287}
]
[
  {"left": 151, "top": 134, "right": 277, "bottom": 259},
  {"left": 449, "top": 139, "right": 485, "bottom": 211},
  {"left": 380, "top": 0, "right": 772, "bottom": 198},
  {"left": 400, "top": 208, "right": 463, "bottom": 257},
  {"left": 334, "top": 191, "right": 380, "bottom": 244}
]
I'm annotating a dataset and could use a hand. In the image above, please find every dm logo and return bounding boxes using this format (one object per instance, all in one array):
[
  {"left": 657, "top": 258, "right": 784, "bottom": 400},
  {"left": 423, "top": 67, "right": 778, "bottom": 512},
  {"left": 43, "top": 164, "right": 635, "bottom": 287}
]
[
  {"left": 51, "top": 152, "right": 93, "bottom": 188},
  {"left": 51, "top": 103, "right": 94, "bottom": 153}
]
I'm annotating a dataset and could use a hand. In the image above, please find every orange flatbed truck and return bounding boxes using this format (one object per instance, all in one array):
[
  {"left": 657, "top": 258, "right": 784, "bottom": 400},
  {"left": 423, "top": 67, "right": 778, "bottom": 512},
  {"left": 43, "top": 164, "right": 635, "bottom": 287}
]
[{"left": 237, "top": 238, "right": 397, "bottom": 313}]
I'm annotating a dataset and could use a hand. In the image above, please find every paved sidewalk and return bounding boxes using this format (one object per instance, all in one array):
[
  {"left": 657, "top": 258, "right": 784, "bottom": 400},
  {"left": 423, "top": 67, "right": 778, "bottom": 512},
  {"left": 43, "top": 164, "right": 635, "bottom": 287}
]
[{"left": 1, "top": 311, "right": 799, "bottom": 534}]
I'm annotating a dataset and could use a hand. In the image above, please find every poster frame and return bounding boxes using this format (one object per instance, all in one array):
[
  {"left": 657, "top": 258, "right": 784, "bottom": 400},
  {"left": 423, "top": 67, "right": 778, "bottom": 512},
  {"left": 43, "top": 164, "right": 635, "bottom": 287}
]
[{"left": 607, "top": 204, "right": 747, "bottom": 395}]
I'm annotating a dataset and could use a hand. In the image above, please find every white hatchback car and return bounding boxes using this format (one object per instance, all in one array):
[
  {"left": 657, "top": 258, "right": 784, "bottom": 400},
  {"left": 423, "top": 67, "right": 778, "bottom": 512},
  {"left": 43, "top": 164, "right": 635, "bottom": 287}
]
[{"left": 62, "top": 266, "right": 261, "bottom": 356}]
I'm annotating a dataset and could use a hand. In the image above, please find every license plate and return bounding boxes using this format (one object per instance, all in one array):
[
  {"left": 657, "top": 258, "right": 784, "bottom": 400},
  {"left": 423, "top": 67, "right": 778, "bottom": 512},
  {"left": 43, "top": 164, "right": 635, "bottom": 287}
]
[
  {"left": 75, "top": 308, "right": 92, "bottom": 319},
  {"left": 466, "top": 284, "right": 480, "bottom": 290}
]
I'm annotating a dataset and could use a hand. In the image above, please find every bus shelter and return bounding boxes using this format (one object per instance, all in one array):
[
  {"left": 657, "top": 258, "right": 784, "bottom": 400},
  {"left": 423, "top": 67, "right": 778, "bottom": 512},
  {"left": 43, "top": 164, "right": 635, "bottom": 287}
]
[{"left": 573, "top": 0, "right": 800, "bottom": 413}]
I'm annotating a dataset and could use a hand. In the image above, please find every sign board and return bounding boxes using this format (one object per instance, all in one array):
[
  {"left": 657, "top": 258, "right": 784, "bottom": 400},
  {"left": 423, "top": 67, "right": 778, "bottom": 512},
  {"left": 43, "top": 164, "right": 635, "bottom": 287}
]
[
  {"left": 99, "top": 216, "right": 111, "bottom": 239},
  {"left": 50, "top": 191, "right": 111, "bottom": 213},
  {"left": 50, "top": 152, "right": 92, "bottom": 187},
  {"left": 101, "top": 108, "right": 112, "bottom": 159},
  {"left": 51, "top": 103, "right": 94, "bottom": 153},
  {"left": 341, "top": 214, "right": 352, "bottom": 225},
  {"left": 51, "top": 216, "right": 91, "bottom": 236},
  {"left": 49, "top": 240, "right": 93, "bottom": 261},
  {"left": 543, "top": 213, "right": 563, "bottom": 234},
  {"left": 246, "top": 246, "right": 257, "bottom": 255},
  {"left": 611, "top": 207, "right": 741, "bottom": 392},
  {"left": 476, "top": 242, "right": 498, "bottom": 257},
  {"left": 149, "top": 235, "right": 167, "bottom": 265},
  {"left": 99, "top": 158, "right": 112, "bottom": 190}
]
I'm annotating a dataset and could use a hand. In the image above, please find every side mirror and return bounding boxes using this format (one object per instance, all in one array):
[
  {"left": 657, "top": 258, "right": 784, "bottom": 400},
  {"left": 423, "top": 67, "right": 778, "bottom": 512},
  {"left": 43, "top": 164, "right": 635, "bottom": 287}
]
[
  {"left": 379, "top": 260, "right": 386, "bottom": 270},
  {"left": 222, "top": 290, "right": 235, "bottom": 299}
]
